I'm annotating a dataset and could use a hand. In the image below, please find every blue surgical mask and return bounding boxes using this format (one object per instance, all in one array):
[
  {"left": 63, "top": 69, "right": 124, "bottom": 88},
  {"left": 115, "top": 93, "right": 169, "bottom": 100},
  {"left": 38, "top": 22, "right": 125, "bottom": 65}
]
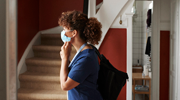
[{"left": 61, "top": 30, "right": 73, "bottom": 43}]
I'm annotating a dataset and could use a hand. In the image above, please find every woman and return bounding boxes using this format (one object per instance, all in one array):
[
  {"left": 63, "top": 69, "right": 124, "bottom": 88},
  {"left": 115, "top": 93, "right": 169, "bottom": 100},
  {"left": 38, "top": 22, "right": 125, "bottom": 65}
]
[{"left": 58, "top": 10, "right": 103, "bottom": 100}]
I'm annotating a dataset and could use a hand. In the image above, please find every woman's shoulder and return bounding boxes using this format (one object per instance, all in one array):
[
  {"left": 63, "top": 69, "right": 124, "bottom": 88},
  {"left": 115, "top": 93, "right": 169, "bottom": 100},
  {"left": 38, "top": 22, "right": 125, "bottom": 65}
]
[
  {"left": 76, "top": 49, "right": 96, "bottom": 62},
  {"left": 80, "top": 48, "right": 94, "bottom": 56}
]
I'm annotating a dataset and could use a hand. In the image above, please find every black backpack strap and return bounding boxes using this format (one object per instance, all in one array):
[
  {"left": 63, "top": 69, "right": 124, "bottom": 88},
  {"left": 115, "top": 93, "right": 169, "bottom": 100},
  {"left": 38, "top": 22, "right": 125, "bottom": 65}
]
[{"left": 89, "top": 44, "right": 102, "bottom": 60}]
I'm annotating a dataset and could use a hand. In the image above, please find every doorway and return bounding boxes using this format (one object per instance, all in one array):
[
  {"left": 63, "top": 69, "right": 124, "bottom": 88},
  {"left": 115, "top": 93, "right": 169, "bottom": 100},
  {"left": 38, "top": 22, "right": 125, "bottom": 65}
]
[{"left": 132, "top": 1, "right": 153, "bottom": 100}]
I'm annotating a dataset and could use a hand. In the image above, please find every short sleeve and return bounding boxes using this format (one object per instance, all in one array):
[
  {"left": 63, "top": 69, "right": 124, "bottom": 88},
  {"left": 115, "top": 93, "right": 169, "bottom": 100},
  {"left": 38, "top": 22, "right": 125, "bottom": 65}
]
[{"left": 68, "top": 57, "right": 93, "bottom": 83}]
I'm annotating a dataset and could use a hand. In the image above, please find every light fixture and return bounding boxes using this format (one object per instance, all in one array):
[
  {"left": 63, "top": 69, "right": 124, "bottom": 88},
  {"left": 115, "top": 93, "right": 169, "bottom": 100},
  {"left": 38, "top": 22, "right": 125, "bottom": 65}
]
[{"left": 119, "top": 15, "right": 122, "bottom": 24}]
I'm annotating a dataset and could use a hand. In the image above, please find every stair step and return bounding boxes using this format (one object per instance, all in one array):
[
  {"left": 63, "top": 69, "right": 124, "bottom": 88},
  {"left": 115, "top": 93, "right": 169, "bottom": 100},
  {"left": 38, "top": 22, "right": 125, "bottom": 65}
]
[
  {"left": 33, "top": 51, "right": 61, "bottom": 59},
  {"left": 32, "top": 45, "right": 76, "bottom": 59},
  {"left": 33, "top": 45, "right": 61, "bottom": 52},
  {"left": 33, "top": 45, "right": 61, "bottom": 59},
  {"left": 41, "top": 34, "right": 61, "bottom": 39},
  {"left": 18, "top": 99, "right": 66, "bottom": 100},
  {"left": 18, "top": 88, "right": 67, "bottom": 99},
  {"left": 20, "top": 81, "right": 61, "bottom": 90},
  {"left": 18, "top": 99, "right": 67, "bottom": 100},
  {"left": 26, "top": 57, "right": 61, "bottom": 66},
  {"left": 41, "top": 39, "right": 63, "bottom": 46},
  {"left": 19, "top": 71, "right": 59, "bottom": 82},
  {"left": 27, "top": 65, "right": 60, "bottom": 74},
  {"left": 41, "top": 34, "right": 63, "bottom": 46}
]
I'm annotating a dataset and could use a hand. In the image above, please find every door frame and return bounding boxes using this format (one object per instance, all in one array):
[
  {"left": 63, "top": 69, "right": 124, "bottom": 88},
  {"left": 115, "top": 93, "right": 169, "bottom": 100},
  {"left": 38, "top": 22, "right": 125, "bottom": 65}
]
[
  {"left": 177, "top": 0, "right": 180, "bottom": 100},
  {"left": 151, "top": 0, "right": 160, "bottom": 99},
  {"left": 170, "top": 0, "right": 180, "bottom": 100},
  {"left": 6, "top": 0, "right": 17, "bottom": 100},
  {"left": 169, "top": 0, "right": 177, "bottom": 100},
  {"left": 176, "top": 0, "right": 180, "bottom": 100}
]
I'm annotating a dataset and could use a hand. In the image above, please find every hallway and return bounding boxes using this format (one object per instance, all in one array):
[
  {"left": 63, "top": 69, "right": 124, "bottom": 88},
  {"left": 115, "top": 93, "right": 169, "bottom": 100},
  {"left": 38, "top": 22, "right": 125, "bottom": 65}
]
[{"left": 1, "top": 0, "right": 180, "bottom": 100}]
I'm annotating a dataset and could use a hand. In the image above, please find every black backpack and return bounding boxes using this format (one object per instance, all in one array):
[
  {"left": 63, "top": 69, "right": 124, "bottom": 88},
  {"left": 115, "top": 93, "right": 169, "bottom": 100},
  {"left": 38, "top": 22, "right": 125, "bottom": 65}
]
[{"left": 91, "top": 45, "right": 129, "bottom": 100}]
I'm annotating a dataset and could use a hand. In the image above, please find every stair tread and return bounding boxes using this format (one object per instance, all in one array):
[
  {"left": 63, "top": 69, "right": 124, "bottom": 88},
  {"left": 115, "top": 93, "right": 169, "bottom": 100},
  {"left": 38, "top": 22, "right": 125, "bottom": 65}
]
[
  {"left": 33, "top": 45, "right": 61, "bottom": 52},
  {"left": 18, "top": 88, "right": 67, "bottom": 99},
  {"left": 18, "top": 99, "right": 66, "bottom": 100},
  {"left": 26, "top": 57, "right": 61, "bottom": 61},
  {"left": 41, "top": 34, "right": 61, "bottom": 39},
  {"left": 25, "top": 57, "right": 61, "bottom": 66},
  {"left": 19, "top": 71, "right": 60, "bottom": 82},
  {"left": 20, "top": 71, "right": 59, "bottom": 76},
  {"left": 18, "top": 88, "right": 66, "bottom": 94},
  {"left": 20, "top": 80, "right": 61, "bottom": 90},
  {"left": 33, "top": 45, "right": 76, "bottom": 52}
]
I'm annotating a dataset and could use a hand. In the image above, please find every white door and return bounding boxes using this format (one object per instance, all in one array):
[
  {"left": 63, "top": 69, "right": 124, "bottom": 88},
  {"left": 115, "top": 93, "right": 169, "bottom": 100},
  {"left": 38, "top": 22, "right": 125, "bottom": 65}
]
[{"left": 170, "top": 0, "right": 179, "bottom": 100}]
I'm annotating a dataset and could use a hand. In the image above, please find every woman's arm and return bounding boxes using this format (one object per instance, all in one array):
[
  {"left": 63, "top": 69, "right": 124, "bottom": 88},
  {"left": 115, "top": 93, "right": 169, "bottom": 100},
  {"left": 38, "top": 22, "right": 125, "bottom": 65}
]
[{"left": 60, "top": 42, "right": 80, "bottom": 91}]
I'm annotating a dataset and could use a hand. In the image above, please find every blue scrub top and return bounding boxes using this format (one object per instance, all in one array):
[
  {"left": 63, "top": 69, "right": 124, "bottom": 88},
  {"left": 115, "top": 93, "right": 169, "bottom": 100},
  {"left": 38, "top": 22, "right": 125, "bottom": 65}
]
[{"left": 68, "top": 48, "right": 103, "bottom": 100}]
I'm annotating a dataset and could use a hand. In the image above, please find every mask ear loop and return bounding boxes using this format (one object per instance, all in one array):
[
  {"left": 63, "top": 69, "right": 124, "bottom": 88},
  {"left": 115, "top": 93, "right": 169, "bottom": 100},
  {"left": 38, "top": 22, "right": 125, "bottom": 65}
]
[
  {"left": 71, "top": 34, "right": 75, "bottom": 38},
  {"left": 64, "top": 30, "right": 74, "bottom": 38},
  {"left": 71, "top": 30, "right": 77, "bottom": 38}
]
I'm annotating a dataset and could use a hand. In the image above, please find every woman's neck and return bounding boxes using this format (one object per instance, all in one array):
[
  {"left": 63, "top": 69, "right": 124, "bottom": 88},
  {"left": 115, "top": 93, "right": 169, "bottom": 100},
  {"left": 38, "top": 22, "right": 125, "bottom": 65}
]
[{"left": 72, "top": 38, "right": 86, "bottom": 52}]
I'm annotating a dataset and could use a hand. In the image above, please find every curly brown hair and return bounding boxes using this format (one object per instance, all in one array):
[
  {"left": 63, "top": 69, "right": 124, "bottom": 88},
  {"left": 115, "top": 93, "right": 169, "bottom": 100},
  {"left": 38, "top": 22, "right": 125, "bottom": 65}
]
[{"left": 58, "top": 10, "right": 102, "bottom": 45}]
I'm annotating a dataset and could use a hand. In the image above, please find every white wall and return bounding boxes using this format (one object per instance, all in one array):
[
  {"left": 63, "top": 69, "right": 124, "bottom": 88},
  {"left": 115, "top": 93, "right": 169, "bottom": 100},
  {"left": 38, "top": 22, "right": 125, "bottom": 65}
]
[{"left": 0, "top": 0, "right": 6, "bottom": 99}]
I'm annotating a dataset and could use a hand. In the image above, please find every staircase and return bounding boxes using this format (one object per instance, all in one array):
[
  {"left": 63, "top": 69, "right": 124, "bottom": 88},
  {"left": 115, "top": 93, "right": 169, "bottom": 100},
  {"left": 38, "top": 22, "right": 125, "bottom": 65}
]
[{"left": 18, "top": 34, "right": 76, "bottom": 100}]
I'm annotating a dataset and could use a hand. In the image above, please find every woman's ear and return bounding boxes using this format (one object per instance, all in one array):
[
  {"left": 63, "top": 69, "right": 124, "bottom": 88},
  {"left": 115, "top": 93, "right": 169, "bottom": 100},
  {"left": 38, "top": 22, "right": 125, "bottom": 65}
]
[{"left": 72, "top": 30, "right": 78, "bottom": 37}]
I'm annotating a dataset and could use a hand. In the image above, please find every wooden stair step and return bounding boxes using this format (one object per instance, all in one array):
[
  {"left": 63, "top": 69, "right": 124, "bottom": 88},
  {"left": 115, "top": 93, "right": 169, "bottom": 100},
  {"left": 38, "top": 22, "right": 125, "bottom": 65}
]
[
  {"left": 18, "top": 88, "right": 67, "bottom": 99},
  {"left": 26, "top": 57, "right": 61, "bottom": 66},
  {"left": 19, "top": 71, "right": 59, "bottom": 82},
  {"left": 20, "top": 81, "right": 61, "bottom": 90},
  {"left": 27, "top": 65, "right": 60, "bottom": 74},
  {"left": 33, "top": 45, "right": 61, "bottom": 52},
  {"left": 41, "top": 34, "right": 63, "bottom": 46},
  {"left": 32, "top": 45, "right": 76, "bottom": 59}
]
